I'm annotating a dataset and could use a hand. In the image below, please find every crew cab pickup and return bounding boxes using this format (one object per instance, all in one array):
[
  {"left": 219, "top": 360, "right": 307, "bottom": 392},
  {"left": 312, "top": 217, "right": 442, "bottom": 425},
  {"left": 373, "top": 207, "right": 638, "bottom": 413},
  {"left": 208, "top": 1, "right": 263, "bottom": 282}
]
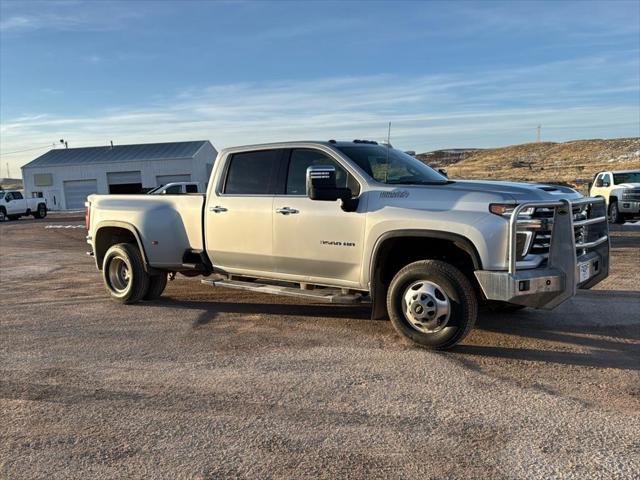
[
  {"left": 0, "top": 190, "right": 47, "bottom": 221},
  {"left": 589, "top": 170, "right": 640, "bottom": 224},
  {"left": 86, "top": 141, "right": 610, "bottom": 349}
]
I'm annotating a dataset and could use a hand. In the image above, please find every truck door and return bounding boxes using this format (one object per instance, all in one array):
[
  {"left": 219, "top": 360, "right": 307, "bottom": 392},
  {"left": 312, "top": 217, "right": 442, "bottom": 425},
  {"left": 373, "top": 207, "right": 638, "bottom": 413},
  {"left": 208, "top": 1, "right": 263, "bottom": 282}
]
[
  {"left": 5, "top": 192, "right": 25, "bottom": 215},
  {"left": 205, "top": 149, "right": 285, "bottom": 275},
  {"left": 272, "top": 148, "right": 366, "bottom": 286}
]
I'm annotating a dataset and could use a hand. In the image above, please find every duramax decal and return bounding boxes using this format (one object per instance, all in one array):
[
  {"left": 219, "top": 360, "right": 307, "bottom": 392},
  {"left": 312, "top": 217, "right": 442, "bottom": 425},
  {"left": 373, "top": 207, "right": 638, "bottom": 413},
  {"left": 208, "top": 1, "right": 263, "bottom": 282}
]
[
  {"left": 320, "top": 240, "right": 356, "bottom": 247},
  {"left": 380, "top": 190, "right": 409, "bottom": 199}
]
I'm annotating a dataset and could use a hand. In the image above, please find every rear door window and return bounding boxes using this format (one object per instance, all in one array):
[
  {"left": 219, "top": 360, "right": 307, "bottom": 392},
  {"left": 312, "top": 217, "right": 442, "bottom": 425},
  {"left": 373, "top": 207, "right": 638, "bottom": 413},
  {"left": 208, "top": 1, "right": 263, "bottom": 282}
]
[
  {"left": 12, "top": 191, "right": 23, "bottom": 200},
  {"left": 224, "top": 149, "right": 284, "bottom": 195}
]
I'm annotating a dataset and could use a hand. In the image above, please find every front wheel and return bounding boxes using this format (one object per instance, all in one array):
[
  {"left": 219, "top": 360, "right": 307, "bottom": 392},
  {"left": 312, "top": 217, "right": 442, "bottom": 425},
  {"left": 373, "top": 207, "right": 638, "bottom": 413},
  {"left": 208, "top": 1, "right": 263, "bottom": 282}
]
[
  {"left": 0, "top": 208, "right": 6, "bottom": 222},
  {"left": 102, "top": 243, "right": 150, "bottom": 304},
  {"left": 387, "top": 260, "right": 477, "bottom": 350},
  {"left": 609, "top": 201, "right": 623, "bottom": 224}
]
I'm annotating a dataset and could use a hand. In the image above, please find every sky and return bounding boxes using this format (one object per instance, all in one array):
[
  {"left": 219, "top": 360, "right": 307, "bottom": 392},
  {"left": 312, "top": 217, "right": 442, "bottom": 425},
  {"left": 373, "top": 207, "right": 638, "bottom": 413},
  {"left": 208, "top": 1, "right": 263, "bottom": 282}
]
[{"left": 0, "top": 0, "right": 639, "bottom": 174}]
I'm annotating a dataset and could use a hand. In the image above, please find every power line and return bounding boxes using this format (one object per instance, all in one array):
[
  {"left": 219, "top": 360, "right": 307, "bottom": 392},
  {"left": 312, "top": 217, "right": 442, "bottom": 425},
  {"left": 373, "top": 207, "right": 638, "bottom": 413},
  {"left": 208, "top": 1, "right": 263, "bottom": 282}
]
[{"left": 0, "top": 144, "right": 54, "bottom": 157}]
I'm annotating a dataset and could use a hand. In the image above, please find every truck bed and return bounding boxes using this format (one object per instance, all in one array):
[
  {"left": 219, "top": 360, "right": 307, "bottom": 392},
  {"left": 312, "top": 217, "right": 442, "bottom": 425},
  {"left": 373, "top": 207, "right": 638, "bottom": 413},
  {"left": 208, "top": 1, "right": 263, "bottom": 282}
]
[{"left": 88, "top": 194, "right": 205, "bottom": 270}]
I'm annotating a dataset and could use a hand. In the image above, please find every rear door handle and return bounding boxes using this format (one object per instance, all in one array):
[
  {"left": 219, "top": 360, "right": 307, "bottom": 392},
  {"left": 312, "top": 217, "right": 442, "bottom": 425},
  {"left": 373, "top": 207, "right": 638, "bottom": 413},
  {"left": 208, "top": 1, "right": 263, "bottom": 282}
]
[
  {"left": 209, "top": 206, "right": 228, "bottom": 213},
  {"left": 275, "top": 207, "right": 299, "bottom": 215}
]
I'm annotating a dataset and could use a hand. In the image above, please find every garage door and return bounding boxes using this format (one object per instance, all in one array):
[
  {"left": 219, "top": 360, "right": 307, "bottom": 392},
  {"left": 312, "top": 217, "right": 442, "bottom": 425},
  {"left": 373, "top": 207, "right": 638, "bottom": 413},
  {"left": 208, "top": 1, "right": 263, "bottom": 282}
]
[
  {"left": 156, "top": 174, "right": 191, "bottom": 186},
  {"left": 63, "top": 179, "right": 97, "bottom": 210},
  {"left": 107, "top": 171, "right": 142, "bottom": 185},
  {"left": 107, "top": 171, "right": 142, "bottom": 194}
]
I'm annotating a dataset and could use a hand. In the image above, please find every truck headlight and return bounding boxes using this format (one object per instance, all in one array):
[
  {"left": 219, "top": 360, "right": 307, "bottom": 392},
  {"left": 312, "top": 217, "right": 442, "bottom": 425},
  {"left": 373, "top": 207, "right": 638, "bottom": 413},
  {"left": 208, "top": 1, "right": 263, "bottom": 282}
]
[{"left": 489, "top": 203, "right": 536, "bottom": 217}]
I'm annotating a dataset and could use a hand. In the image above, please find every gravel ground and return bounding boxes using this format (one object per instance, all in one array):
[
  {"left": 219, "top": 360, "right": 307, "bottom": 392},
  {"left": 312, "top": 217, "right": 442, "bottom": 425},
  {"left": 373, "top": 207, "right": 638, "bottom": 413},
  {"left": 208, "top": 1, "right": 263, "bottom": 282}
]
[{"left": 1, "top": 213, "right": 639, "bottom": 479}]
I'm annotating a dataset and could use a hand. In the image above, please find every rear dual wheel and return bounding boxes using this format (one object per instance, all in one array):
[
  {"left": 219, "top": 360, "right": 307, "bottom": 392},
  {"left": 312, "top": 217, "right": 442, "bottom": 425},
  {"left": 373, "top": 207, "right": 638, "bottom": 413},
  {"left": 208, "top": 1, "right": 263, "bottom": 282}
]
[
  {"left": 33, "top": 203, "right": 47, "bottom": 219},
  {"left": 386, "top": 260, "right": 477, "bottom": 350},
  {"left": 102, "top": 243, "right": 167, "bottom": 303}
]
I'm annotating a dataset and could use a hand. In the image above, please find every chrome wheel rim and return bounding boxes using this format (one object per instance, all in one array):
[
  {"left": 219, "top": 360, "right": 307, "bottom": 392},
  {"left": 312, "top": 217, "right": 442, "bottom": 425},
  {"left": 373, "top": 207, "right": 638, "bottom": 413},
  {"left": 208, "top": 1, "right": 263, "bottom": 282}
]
[
  {"left": 108, "top": 257, "right": 130, "bottom": 293},
  {"left": 402, "top": 280, "right": 451, "bottom": 333}
]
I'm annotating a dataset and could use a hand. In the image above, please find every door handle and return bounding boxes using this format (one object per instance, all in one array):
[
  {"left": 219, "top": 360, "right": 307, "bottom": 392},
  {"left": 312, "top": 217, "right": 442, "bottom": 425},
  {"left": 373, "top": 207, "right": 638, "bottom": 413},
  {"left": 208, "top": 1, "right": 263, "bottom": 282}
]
[
  {"left": 275, "top": 207, "right": 299, "bottom": 215},
  {"left": 209, "top": 206, "right": 228, "bottom": 213}
]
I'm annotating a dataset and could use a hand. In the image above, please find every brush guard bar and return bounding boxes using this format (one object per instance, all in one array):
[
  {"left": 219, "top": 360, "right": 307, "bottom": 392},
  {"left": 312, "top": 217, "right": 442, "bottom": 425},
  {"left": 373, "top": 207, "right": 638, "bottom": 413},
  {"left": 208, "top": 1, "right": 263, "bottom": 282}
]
[{"left": 475, "top": 197, "right": 609, "bottom": 309}]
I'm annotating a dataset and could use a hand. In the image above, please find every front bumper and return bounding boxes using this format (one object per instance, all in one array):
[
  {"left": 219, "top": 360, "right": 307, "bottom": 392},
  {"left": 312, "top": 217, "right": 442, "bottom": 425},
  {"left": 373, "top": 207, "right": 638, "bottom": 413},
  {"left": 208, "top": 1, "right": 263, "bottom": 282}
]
[
  {"left": 618, "top": 200, "right": 640, "bottom": 214},
  {"left": 475, "top": 198, "right": 610, "bottom": 309}
]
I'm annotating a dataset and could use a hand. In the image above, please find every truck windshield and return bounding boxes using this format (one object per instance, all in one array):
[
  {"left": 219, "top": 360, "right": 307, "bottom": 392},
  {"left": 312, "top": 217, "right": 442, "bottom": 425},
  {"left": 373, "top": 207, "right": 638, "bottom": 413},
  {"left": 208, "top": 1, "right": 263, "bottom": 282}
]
[
  {"left": 335, "top": 145, "right": 447, "bottom": 185},
  {"left": 613, "top": 172, "right": 640, "bottom": 184}
]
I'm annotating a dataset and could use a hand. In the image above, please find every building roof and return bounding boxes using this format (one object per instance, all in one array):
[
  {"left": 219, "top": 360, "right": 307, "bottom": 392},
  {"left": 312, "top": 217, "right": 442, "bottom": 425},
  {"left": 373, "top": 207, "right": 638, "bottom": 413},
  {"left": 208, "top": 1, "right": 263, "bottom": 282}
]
[{"left": 22, "top": 140, "right": 209, "bottom": 168}]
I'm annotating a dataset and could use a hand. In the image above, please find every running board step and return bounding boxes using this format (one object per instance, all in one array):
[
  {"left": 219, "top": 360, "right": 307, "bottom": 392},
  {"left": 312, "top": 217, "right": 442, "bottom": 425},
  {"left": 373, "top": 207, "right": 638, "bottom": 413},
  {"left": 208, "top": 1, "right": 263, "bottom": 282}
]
[{"left": 201, "top": 278, "right": 368, "bottom": 304}]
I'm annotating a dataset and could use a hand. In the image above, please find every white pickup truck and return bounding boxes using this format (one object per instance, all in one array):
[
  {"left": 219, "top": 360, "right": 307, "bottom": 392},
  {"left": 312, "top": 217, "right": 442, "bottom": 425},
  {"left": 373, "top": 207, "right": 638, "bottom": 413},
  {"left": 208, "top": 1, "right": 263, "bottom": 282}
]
[
  {"left": 0, "top": 190, "right": 47, "bottom": 221},
  {"left": 589, "top": 170, "right": 640, "bottom": 224},
  {"left": 86, "top": 140, "right": 610, "bottom": 349},
  {"left": 147, "top": 182, "right": 201, "bottom": 195}
]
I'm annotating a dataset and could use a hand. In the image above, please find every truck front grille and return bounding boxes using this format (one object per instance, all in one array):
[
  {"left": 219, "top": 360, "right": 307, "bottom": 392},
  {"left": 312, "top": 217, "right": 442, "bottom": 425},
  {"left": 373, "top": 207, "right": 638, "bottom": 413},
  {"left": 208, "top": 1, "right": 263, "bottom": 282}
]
[
  {"left": 527, "top": 201, "right": 607, "bottom": 257},
  {"left": 622, "top": 188, "right": 640, "bottom": 201}
]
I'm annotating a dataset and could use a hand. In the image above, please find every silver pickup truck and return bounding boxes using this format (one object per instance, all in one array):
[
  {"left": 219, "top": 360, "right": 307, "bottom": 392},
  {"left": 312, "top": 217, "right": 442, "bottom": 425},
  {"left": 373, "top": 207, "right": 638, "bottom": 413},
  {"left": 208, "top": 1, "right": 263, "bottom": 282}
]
[{"left": 86, "top": 140, "right": 610, "bottom": 349}]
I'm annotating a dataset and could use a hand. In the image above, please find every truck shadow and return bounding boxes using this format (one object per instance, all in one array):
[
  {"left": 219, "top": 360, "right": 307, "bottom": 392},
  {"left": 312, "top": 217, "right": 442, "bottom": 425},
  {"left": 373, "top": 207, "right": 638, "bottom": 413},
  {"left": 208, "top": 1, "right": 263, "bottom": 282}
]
[
  {"left": 155, "top": 295, "right": 640, "bottom": 370},
  {"left": 459, "top": 311, "right": 640, "bottom": 371}
]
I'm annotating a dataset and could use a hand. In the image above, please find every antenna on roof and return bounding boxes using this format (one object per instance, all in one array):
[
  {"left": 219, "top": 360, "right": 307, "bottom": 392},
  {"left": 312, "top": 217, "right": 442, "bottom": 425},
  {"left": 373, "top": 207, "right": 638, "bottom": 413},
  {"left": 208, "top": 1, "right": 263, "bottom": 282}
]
[
  {"left": 110, "top": 140, "right": 114, "bottom": 148},
  {"left": 60, "top": 139, "right": 68, "bottom": 149}
]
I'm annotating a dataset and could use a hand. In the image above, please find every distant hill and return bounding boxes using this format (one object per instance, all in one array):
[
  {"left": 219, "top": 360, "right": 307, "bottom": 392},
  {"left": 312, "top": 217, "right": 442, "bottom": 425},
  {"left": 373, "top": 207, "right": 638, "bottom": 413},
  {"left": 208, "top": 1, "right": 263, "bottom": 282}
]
[{"left": 417, "top": 137, "right": 640, "bottom": 192}]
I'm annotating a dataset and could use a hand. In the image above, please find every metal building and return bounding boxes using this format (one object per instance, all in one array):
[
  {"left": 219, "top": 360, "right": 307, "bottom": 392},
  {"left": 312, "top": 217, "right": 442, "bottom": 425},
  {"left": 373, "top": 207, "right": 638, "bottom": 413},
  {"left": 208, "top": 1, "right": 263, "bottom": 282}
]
[{"left": 21, "top": 140, "right": 217, "bottom": 210}]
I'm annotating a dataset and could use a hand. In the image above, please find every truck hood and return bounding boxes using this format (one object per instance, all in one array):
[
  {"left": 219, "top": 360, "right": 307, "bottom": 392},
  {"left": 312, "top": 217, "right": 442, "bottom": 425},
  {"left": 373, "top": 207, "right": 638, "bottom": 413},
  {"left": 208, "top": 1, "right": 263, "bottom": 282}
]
[
  {"left": 442, "top": 179, "right": 583, "bottom": 202},
  {"left": 616, "top": 183, "right": 640, "bottom": 189}
]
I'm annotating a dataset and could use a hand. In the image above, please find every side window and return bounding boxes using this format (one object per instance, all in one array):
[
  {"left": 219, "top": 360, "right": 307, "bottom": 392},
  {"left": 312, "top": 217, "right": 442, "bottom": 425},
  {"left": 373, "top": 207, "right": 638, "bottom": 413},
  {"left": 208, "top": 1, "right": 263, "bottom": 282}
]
[
  {"left": 285, "top": 148, "right": 359, "bottom": 196},
  {"left": 186, "top": 184, "right": 198, "bottom": 193},
  {"left": 224, "top": 149, "right": 282, "bottom": 195},
  {"left": 12, "top": 191, "right": 23, "bottom": 200},
  {"left": 164, "top": 185, "right": 182, "bottom": 194},
  {"left": 4, "top": 193, "right": 12, "bottom": 201},
  {"left": 603, "top": 174, "right": 612, "bottom": 186}
]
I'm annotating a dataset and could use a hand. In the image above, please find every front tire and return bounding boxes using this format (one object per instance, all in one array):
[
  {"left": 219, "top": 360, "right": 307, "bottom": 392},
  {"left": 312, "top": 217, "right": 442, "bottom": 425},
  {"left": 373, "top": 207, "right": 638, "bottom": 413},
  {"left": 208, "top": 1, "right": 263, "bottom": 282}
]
[
  {"left": 0, "top": 208, "right": 6, "bottom": 222},
  {"left": 102, "top": 243, "right": 149, "bottom": 304},
  {"left": 387, "top": 260, "right": 477, "bottom": 350},
  {"left": 609, "top": 201, "right": 623, "bottom": 224}
]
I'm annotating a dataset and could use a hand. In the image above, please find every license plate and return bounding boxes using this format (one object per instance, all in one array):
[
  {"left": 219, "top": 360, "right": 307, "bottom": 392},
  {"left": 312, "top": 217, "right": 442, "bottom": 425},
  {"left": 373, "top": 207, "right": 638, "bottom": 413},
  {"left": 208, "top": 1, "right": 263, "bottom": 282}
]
[{"left": 578, "top": 262, "right": 591, "bottom": 283}]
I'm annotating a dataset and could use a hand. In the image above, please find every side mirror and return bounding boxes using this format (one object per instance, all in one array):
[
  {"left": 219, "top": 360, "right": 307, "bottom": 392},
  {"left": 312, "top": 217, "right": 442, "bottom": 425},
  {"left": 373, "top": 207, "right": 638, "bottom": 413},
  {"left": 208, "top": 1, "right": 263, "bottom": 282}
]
[
  {"left": 437, "top": 168, "right": 448, "bottom": 178},
  {"left": 306, "top": 165, "right": 351, "bottom": 202},
  {"left": 595, "top": 179, "right": 603, "bottom": 188},
  {"left": 5, "top": 196, "right": 11, "bottom": 203}
]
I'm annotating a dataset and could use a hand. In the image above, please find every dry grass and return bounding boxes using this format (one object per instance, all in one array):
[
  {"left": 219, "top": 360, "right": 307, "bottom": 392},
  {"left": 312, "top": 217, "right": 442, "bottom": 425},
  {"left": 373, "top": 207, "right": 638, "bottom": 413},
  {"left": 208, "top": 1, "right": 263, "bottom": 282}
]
[{"left": 419, "top": 137, "right": 640, "bottom": 193}]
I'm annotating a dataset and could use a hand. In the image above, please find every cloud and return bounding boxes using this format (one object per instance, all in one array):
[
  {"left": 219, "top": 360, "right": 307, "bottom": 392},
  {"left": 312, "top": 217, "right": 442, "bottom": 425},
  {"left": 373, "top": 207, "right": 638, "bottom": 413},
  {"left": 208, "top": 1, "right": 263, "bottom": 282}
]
[
  {"left": 0, "top": 2, "right": 141, "bottom": 33},
  {"left": 1, "top": 54, "right": 639, "bottom": 168}
]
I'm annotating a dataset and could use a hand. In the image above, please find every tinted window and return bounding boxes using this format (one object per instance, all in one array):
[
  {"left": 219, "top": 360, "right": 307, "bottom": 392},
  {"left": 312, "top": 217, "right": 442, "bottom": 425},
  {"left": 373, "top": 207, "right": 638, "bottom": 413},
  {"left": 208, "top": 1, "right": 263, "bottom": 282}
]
[
  {"left": 224, "top": 150, "right": 282, "bottom": 195},
  {"left": 613, "top": 172, "right": 640, "bottom": 184},
  {"left": 12, "top": 191, "right": 23, "bottom": 200},
  {"left": 336, "top": 145, "right": 447, "bottom": 185},
  {"left": 286, "top": 148, "right": 358, "bottom": 195},
  {"left": 186, "top": 184, "right": 198, "bottom": 193},
  {"left": 164, "top": 185, "right": 182, "bottom": 194}
]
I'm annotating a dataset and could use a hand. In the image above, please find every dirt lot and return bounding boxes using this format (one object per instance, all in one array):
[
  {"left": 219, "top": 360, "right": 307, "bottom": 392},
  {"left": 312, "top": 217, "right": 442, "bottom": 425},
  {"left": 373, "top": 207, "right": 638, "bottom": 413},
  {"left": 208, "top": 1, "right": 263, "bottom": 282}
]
[{"left": 1, "top": 212, "right": 639, "bottom": 479}]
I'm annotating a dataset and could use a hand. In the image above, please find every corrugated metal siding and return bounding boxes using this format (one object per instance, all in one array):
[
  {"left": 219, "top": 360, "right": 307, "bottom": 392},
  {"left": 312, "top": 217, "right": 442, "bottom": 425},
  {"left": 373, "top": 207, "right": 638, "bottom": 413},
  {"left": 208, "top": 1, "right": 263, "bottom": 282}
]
[
  {"left": 107, "top": 171, "right": 142, "bottom": 185},
  {"left": 23, "top": 141, "right": 208, "bottom": 168}
]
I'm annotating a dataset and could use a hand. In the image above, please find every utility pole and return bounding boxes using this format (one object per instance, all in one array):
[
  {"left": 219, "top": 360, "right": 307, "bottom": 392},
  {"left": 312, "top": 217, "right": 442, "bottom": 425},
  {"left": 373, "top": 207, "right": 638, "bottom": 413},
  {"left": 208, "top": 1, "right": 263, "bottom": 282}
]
[
  {"left": 6, "top": 162, "right": 10, "bottom": 178},
  {"left": 536, "top": 125, "right": 541, "bottom": 143}
]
